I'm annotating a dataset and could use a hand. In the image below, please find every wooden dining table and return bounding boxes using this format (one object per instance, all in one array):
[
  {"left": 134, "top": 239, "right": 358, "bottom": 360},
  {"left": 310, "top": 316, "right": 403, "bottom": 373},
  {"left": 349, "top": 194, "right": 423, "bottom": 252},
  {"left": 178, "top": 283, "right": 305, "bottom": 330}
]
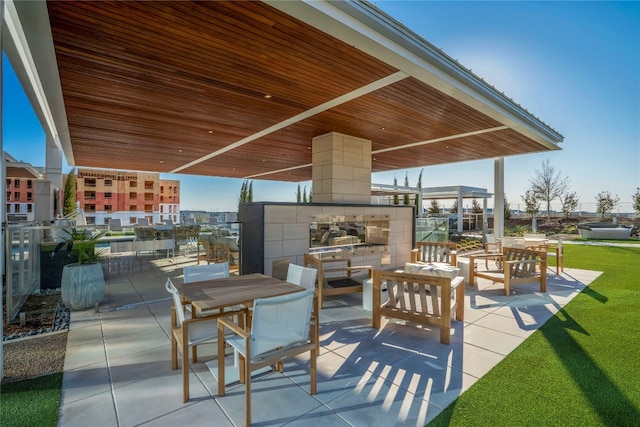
[
  {"left": 175, "top": 273, "right": 304, "bottom": 314},
  {"left": 175, "top": 273, "right": 306, "bottom": 385}
]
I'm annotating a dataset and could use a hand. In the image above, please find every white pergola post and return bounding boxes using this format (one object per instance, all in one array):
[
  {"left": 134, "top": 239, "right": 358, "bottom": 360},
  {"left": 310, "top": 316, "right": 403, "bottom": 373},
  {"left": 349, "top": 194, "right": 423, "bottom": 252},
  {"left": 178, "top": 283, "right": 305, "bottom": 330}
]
[
  {"left": 482, "top": 198, "right": 489, "bottom": 234},
  {"left": 494, "top": 158, "right": 505, "bottom": 237},
  {"left": 457, "top": 187, "right": 463, "bottom": 233}
]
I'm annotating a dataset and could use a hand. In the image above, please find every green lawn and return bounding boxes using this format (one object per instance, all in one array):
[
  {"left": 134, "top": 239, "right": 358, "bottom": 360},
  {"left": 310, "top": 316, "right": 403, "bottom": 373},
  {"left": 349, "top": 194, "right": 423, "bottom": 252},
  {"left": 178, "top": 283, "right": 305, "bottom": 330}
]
[
  {"left": 0, "top": 373, "right": 62, "bottom": 427},
  {"left": 429, "top": 244, "right": 640, "bottom": 426}
]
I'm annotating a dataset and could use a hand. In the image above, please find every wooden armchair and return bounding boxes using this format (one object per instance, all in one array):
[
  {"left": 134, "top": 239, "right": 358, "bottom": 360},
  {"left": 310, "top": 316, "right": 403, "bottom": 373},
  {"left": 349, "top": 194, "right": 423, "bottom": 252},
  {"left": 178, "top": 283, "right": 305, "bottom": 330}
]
[
  {"left": 411, "top": 241, "right": 457, "bottom": 266},
  {"left": 468, "top": 247, "right": 547, "bottom": 295},
  {"left": 197, "top": 238, "right": 230, "bottom": 264},
  {"left": 372, "top": 270, "right": 464, "bottom": 345},
  {"left": 303, "top": 253, "right": 372, "bottom": 308}
]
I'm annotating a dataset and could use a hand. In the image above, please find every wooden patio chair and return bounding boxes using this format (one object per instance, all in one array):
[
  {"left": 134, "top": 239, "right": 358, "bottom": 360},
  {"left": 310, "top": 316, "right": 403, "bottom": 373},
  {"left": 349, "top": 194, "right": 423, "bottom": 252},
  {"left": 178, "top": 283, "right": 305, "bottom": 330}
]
[
  {"left": 468, "top": 247, "right": 547, "bottom": 295},
  {"left": 303, "top": 253, "right": 372, "bottom": 308}
]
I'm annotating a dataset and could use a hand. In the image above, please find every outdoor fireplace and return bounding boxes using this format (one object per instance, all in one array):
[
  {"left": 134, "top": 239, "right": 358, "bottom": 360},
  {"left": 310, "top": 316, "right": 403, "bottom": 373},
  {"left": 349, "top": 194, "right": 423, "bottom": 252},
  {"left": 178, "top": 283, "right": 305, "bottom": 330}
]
[{"left": 239, "top": 202, "right": 415, "bottom": 276}]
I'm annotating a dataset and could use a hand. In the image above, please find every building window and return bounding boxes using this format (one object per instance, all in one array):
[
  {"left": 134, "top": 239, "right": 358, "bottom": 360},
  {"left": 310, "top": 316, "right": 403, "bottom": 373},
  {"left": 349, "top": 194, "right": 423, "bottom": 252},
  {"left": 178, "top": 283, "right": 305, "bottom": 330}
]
[
  {"left": 129, "top": 192, "right": 137, "bottom": 199},
  {"left": 86, "top": 217, "right": 96, "bottom": 225},
  {"left": 14, "top": 179, "right": 20, "bottom": 188},
  {"left": 144, "top": 204, "right": 153, "bottom": 213},
  {"left": 130, "top": 181, "right": 137, "bottom": 188},
  {"left": 160, "top": 186, "right": 164, "bottom": 192},
  {"left": 14, "top": 203, "right": 20, "bottom": 212},
  {"left": 174, "top": 187, "right": 177, "bottom": 194},
  {"left": 104, "top": 179, "right": 112, "bottom": 186},
  {"left": 144, "top": 193, "right": 153, "bottom": 201},
  {"left": 85, "top": 178, "right": 96, "bottom": 187},
  {"left": 6, "top": 179, "right": 11, "bottom": 188},
  {"left": 130, "top": 217, "right": 137, "bottom": 224},
  {"left": 144, "top": 181, "right": 154, "bottom": 190},
  {"left": 27, "top": 192, "right": 32, "bottom": 201},
  {"left": 14, "top": 192, "right": 20, "bottom": 201},
  {"left": 84, "top": 191, "right": 96, "bottom": 200},
  {"left": 27, "top": 180, "right": 32, "bottom": 189},
  {"left": 84, "top": 204, "right": 96, "bottom": 212},
  {"left": 129, "top": 205, "right": 136, "bottom": 211},
  {"left": 104, "top": 205, "right": 112, "bottom": 211},
  {"left": 6, "top": 204, "right": 11, "bottom": 212},
  {"left": 6, "top": 192, "right": 11, "bottom": 201},
  {"left": 160, "top": 196, "right": 164, "bottom": 202},
  {"left": 27, "top": 204, "right": 32, "bottom": 213},
  {"left": 105, "top": 192, "right": 112, "bottom": 198}
]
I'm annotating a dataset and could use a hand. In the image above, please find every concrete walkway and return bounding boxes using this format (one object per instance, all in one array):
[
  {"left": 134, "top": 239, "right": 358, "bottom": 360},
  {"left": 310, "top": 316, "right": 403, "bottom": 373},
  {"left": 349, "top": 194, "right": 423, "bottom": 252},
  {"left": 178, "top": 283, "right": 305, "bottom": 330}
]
[{"left": 57, "top": 254, "right": 599, "bottom": 426}]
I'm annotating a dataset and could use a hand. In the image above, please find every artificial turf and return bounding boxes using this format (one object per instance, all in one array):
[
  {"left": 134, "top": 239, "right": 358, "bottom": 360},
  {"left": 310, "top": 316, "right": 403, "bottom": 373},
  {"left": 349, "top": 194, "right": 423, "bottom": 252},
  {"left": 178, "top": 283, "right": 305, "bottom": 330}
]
[
  {"left": 0, "top": 373, "right": 63, "bottom": 427},
  {"left": 429, "top": 244, "right": 640, "bottom": 426}
]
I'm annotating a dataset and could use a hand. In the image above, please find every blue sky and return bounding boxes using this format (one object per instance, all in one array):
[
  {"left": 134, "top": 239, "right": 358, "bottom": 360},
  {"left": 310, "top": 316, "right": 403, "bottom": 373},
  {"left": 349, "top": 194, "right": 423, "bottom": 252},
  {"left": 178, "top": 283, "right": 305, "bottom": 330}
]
[{"left": 3, "top": 1, "right": 639, "bottom": 213}]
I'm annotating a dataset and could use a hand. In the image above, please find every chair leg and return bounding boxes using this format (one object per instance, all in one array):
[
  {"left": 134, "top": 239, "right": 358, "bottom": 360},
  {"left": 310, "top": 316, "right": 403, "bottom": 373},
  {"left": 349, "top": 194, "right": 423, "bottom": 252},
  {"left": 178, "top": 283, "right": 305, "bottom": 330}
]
[
  {"left": 310, "top": 348, "right": 317, "bottom": 395},
  {"left": 182, "top": 335, "right": 189, "bottom": 402},
  {"left": 217, "top": 324, "right": 226, "bottom": 396},
  {"left": 171, "top": 334, "right": 178, "bottom": 370},
  {"left": 244, "top": 358, "right": 252, "bottom": 427}
]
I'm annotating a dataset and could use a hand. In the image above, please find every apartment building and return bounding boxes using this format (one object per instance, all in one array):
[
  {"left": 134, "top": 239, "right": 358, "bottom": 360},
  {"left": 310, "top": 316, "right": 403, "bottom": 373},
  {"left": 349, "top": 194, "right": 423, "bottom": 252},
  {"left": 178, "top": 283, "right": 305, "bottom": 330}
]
[
  {"left": 6, "top": 177, "right": 37, "bottom": 222},
  {"left": 75, "top": 168, "right": 180, "bottom": 225},
  {"left": 5, "top": 152, "right": 49, "bottom": 223}
]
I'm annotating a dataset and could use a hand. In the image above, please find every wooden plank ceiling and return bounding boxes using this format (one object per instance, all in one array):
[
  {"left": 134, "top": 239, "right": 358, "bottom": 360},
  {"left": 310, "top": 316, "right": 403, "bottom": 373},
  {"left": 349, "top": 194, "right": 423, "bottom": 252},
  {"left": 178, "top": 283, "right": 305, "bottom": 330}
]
[{"left": 47, "top": 0, "right": 553, "bottom": 182}]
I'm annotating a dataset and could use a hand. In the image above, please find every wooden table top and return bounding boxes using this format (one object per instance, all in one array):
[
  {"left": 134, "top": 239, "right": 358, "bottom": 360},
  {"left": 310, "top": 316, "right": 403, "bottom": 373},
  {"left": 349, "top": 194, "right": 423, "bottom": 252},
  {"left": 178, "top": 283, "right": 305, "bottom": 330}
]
[{"left": 175, "top": 273, "right": 304, "bottom": 313}]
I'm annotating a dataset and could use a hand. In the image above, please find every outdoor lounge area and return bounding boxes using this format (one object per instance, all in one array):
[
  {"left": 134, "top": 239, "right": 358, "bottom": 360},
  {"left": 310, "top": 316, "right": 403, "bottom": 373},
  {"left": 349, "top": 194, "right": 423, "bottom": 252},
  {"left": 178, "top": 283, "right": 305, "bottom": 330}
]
[{"left": 55, "top": 251, "right": 599, "bottom": 426}]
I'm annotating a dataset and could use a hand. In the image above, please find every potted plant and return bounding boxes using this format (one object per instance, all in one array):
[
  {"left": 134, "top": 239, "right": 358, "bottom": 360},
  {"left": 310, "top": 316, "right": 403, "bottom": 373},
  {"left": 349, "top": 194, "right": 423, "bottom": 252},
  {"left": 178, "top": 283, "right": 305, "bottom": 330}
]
[{"left": 56, "top": 228, "right": 107, "bottom": 310}]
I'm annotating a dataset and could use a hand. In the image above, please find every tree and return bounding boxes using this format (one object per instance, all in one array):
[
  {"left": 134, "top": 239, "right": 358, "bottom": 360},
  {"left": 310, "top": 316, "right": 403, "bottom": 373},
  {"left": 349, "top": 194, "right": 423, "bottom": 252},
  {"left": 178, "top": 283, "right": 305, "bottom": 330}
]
[
  {"left": 595, "top": 191, "right": 619, "bottom": 219},
  {"left": 296, "top": 184, "right": 302, "bottom": 203},
  {"left": 63, "top": 168, "right": 77, "bottom": 216},
  {"left": 393, "top": 176, "right": 399, "bottom": 205},
  {"left": 427, "top": 199, "right": 440, "bottom": 214},
  {"left": 450, "top": 199, "right": 458, "bottom": 214},
  {"left": 560, "top": 191, "right": 579, "bottom": 218},
  {"left": 470, "top": 198, "right": 483, "bottom": 214},
  {"left": 529, "top": 159, "right": 569, "bottom": 218},
  {"left": 403, "top": 172, "right": 411, "bottom": 205},
  {"left": 302, "top": 186, "right": 308, "bottom": 203},
  {"left": 238, "top": 179, "right": 253, "bottom": 212},
  {"left": 414, "top": 168, "right": 423, "bottom": 206},
  {"left": 308, "top": 189, "right": 312, "bottom": 203},
  {"left": 522, "top": 189, "right": 540, "bottom": 218},
  {"left": 504, "top": 194, "right": 511, "bottom": 220},
  {"left": 632, "top": 188, "right": 640, "bottom": 217}
]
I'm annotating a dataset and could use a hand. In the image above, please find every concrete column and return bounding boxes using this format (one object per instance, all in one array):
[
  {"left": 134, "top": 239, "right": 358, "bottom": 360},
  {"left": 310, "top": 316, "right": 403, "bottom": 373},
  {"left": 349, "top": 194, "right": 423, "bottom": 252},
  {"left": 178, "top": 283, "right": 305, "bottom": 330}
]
[
  {"left": 312, "top": 132, "right": 371, "bottom": 204},
  {"left": 45, "top": 136, "right": 63, "bottom": 217},
  {"left": 494, "top": 158, "right": 505, "bottom": 237}
]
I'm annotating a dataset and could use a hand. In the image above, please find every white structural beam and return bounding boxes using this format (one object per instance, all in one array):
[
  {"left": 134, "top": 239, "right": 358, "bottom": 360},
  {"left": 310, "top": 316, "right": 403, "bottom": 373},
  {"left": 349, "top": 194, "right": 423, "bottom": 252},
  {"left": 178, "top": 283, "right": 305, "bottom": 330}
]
[
  {"left": 3, "top": 0, "right": 72, "bottom": 162},
  {"left": 1, "top": 0, "right": 5, "bottom": 380}
]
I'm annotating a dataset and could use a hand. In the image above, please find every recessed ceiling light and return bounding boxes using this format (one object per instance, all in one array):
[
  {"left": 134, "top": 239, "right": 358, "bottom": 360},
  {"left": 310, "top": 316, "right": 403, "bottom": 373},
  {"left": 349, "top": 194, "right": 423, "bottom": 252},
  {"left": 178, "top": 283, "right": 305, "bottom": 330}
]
[
  {"left": 160, "top": 160, "right": 164, "bottom": 164},
  {"left": 264, "top": 94, "right": 272, "bottom": 99},
  {"left": 208, "top": 130, "right": 213, "bottom": 134},
  {"left": 380, "top": 127, "right": 385, "bottom": 131}
]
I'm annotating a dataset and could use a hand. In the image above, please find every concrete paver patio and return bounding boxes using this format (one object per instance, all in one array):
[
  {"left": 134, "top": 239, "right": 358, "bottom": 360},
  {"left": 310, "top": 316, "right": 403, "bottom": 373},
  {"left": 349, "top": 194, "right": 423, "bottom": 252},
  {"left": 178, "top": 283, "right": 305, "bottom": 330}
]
[{"left": 57, "top": 254, "right": 599, "bottom": 426}]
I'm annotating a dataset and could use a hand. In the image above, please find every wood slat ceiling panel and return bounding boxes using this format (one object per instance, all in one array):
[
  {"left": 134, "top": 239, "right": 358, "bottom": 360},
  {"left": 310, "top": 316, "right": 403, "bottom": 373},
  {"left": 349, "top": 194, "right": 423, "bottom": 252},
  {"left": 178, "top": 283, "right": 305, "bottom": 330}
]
[
  {"left": 47, "top": 0, "right": 407, "bottom": 178},
  {"left": 371, "top": 129, "right": 546, "bottom": 172},
  {"left": 46, "top": 0, "right": 553, "bottom": 182}
]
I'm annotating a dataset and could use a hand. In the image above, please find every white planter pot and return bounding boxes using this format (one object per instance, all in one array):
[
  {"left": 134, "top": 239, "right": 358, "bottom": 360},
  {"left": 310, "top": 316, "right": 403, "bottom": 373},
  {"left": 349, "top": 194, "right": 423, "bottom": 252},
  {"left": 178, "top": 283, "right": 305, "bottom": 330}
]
[{"left": 61, "top": 262, "right": 105, "bottom": 310}]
